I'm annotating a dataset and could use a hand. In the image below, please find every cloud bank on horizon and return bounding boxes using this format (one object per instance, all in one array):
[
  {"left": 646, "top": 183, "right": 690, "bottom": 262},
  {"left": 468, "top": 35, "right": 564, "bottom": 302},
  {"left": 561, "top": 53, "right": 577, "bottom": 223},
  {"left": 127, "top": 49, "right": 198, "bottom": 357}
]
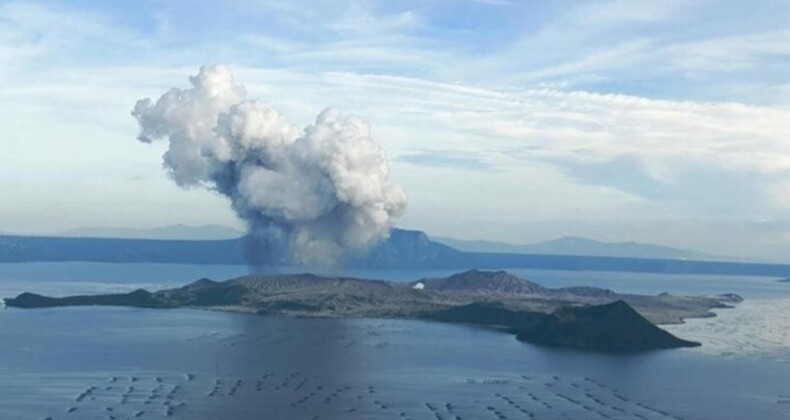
[
  {"left": 132, "top": 65, "right": 406, "bottom": 266},
  {"left": 0, "top": 0, "right": 788, "bottom": 260}
]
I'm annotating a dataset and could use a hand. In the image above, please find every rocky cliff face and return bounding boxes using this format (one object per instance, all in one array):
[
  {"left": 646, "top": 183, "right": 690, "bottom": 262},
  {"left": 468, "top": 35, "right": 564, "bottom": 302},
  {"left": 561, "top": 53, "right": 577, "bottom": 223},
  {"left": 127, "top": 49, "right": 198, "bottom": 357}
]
[{"left": 351, "top": 229, "right": 463, "bottom": 268}]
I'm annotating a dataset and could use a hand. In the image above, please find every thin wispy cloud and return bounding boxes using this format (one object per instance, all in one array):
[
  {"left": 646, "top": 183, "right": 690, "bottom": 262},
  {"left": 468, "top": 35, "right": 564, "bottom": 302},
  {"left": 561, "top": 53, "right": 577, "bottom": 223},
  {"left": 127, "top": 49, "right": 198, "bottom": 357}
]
[
  {"left": 0, "top": 0, "right": 787, "bottom": 259},
  {"left": 397, "top": 149, "right": 495, "bottom": 172}
]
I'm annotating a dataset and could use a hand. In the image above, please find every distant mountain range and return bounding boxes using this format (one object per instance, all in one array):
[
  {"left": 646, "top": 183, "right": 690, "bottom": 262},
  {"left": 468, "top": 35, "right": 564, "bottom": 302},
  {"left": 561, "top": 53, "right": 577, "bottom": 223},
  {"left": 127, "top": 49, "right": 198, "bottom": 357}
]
[
  {"left": 60, "top": 224, "right": 244, "bottom": 240},
  {"left": 432, "top": 235, "right": 721, "bottom": 261},
  {"left": 56, "top": 225, "right": 720, "bottom": 261},
  {"left": 2, "top": 228, "right": 790, "bottom": 277}
]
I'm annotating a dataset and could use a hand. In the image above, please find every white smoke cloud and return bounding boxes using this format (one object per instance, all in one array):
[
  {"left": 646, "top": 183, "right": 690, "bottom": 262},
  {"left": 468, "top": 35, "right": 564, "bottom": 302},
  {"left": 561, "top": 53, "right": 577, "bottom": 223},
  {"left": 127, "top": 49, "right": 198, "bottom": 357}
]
[{"left": 132, "top": 65, "right": 407, "bottom": 266}]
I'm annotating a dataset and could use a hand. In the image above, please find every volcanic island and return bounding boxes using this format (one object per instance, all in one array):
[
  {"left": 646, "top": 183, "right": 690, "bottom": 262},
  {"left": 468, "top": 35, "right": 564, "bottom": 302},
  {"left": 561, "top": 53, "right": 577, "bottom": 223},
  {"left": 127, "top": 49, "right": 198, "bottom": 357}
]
[{"left": 5, "top": 269, "right": 741, "bottom": 352}]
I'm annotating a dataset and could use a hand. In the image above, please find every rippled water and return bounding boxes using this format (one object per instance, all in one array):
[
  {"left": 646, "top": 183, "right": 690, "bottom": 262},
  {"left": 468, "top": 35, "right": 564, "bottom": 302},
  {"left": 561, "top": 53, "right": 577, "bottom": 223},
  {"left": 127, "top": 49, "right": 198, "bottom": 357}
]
[
  {"left": 1, "top": 262, "right": 789, "bottom": 419},
  {"left": 665, "top": 297, "right": 790, "bottom": 362}
]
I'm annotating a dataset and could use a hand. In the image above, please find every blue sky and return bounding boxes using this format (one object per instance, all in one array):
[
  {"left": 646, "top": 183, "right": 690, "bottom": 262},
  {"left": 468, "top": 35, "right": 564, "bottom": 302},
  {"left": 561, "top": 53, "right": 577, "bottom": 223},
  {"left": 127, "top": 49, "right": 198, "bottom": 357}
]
[{"left": 0, "top": 0, "right": 788, "bottom": 260}]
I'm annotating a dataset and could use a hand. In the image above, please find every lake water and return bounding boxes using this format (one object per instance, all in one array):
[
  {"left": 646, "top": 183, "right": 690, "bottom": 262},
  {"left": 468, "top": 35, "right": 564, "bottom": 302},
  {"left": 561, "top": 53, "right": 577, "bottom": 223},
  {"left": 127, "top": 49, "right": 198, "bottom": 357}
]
[{"left": 1, "top": 262, "right": 789, "bottom": 419}]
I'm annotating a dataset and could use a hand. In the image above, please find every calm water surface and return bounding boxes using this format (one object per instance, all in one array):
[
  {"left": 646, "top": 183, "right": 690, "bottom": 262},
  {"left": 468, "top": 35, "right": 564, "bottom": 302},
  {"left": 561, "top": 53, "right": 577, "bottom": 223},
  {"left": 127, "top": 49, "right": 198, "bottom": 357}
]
[{"left": 1, "top": 262, "right": 789, "bottom": 419}]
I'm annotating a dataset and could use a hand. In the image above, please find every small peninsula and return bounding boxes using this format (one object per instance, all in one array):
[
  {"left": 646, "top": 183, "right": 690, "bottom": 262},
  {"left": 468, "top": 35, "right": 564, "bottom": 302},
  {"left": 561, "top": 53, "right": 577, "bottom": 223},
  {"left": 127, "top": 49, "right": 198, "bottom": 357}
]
[
  {"left": 516, "top": 301, "right": 700, "bottom": 351},
  {"left": 4, "top": 270, "right": 740, "bottom": 352}
]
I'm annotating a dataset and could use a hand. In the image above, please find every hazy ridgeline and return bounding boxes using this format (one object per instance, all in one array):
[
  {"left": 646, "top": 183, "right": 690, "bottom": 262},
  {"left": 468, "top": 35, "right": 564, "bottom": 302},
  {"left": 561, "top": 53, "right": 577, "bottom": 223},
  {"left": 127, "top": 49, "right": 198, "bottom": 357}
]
[{"left": 4, "top": 230, "right": 790, "bottom": 277}]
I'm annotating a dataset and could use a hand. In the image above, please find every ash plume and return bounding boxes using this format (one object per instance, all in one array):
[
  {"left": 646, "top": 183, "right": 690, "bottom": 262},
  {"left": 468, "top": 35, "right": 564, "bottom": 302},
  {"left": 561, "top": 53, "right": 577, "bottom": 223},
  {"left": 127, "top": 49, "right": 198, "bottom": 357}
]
[{"left": 132, "top": 65, "right": 407, "bottom": 267}]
